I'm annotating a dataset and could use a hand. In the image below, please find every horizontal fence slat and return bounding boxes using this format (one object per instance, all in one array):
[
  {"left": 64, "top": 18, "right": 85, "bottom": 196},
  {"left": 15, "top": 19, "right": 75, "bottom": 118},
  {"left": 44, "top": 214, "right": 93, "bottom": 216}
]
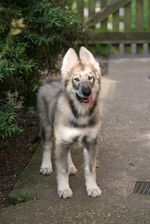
[{"left": 87, "top": 32, "right": 150, "bottom": 43}]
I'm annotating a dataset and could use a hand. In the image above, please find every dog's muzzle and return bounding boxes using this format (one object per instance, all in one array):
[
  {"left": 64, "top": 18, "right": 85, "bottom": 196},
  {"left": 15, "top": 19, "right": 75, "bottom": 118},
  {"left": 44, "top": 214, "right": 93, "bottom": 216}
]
[
  {"left": 76, "top": 84, "right": 93, "bottom": 105},
  {"left": 81, "top": 85, "right": 91, "bottom": 97}
]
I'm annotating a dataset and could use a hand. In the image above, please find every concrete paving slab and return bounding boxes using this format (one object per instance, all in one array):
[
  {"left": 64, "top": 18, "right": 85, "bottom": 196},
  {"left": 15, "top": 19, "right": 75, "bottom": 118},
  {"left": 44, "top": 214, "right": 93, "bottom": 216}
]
[{"left": 0, "top": 58, "right": 150, "bottom": 224}]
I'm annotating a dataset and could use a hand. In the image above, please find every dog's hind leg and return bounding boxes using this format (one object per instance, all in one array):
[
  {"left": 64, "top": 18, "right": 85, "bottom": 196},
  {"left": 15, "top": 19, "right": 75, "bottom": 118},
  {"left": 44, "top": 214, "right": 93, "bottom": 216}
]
[
  {"left": 40, "top": 126, "right": 53, "bottom": 175},
  {"left": 68, "top": 151, "right": 78, "bottom": 175},
  {"left": 83, "top": 138, "right": 102, "bottom": 197},
  {"left": 55, "top": 142, "right": 73, "bottom": 198}
]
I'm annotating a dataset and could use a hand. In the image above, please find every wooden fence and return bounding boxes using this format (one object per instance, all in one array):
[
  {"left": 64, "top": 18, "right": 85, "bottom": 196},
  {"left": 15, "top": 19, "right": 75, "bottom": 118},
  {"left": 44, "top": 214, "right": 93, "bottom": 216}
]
[{"left": 66, "top": 0, "right": 150, "bottom": 56}]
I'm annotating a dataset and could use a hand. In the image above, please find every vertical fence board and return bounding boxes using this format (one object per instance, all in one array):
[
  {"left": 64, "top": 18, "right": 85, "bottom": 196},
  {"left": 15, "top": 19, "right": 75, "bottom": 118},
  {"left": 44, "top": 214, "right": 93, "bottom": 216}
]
[
  {"left": 101, "top": 0, "right": 108, "bottom": 32},
  {"left": 143, "top": 43, "right": 148, "bottom": 56},
  {"left": 136, "top": 0, "right": 144, "bottom": 54},
  {"left": 88, "top": 0, "right": 96, "bottom": 28},
  {"left": 119, "top": 43, "right": 124, "bottom": 56},
  {"left": 95, "top": 0, "right": 101, "bottom": 29},
  {"left": 148, "top": 0, "right": 150, "bottom": 30},
  {"left": 136, "top": 0, "right": 144, "bottom": 31},
  {"left": 100, "top": 0, "right": 108, "bottom": 55},
  {"left": 88, "top": 0, "right": 95, "bottom": 17},
  {"left": 124, "top": 2, "right": 131, "bottom": 54},
  {"left": 112, "top": 10, "right": 119, "bottom": 55},
  {"left": 131, "top": 43, "right": 137, "bottom": 56},
  {"left": 112, "top": 8, "right": 119, "bottom": 55},
  {"left": 112, "top": 11, "right": 119, "bottom": 31},
  {"left": 77, "top": 0, "right": 84, "bottom": 22},
  {"left": 124, "top": 2, "right": 131, "bottom": 31}
]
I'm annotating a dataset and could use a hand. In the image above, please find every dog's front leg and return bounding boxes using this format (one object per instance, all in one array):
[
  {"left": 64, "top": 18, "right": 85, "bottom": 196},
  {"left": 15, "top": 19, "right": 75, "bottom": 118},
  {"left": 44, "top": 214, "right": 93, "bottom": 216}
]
[
  {"left": 40, "top": 126, "right": 53, "bottom": 175},
  {"left": 55, "top": 141, "right": 73, "bottom": 199},
  {"left": 83, "top": 138, "right": 102, "bottom": 197}
]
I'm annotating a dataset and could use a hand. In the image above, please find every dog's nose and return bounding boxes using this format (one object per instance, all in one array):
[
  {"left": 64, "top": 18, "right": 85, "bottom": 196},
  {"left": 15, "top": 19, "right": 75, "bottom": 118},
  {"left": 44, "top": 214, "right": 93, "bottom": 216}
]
[{"left": 82, "top": 85, "right": 91, "bottom": 97}]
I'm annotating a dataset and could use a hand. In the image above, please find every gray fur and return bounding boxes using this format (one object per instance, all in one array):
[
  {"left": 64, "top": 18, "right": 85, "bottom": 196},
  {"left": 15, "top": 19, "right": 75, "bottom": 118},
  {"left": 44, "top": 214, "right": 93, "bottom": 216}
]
[{"left": 37, "top": 47, "right": 102, "bottom": 198}]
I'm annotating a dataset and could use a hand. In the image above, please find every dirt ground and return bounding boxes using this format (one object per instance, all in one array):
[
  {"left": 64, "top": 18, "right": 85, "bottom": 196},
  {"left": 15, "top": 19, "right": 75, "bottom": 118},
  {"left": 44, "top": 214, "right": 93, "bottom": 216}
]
[{"left": 0, "top": 111, "right": 39, "bottom": 209}]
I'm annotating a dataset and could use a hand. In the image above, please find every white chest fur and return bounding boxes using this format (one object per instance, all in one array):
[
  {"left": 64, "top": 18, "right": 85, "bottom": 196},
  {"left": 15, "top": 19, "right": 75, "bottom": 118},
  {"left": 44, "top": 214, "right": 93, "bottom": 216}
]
[{"left": 54, "top": 123, "right": 100, "bottom": 144}]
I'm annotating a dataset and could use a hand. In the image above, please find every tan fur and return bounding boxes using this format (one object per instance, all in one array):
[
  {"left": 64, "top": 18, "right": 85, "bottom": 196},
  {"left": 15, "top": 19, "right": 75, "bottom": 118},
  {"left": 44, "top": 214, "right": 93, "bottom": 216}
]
[{"left": 37, "top": 47, "right": 102, "bottom": 198}]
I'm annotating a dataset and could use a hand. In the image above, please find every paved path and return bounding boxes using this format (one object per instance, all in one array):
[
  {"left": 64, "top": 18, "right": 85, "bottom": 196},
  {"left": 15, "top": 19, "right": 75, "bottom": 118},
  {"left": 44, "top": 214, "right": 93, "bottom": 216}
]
[{"left": 0, "top": 58, "right": 150, "bottom": 224}]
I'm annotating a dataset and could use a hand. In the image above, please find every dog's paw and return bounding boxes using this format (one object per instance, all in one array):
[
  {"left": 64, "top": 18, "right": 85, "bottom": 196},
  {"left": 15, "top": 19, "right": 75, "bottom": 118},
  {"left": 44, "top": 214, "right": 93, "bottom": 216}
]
[
  {"left": 87, "top": 186, "right": 102, "bottom": 197},
  {"left": 40, "top": 166, "right": 53, "bottom": 175},
  {"left": 58, "top": 188, "right": 73, "bottom": 199},
  {"left": 69, "top": 165, "right": 78, "bottom": 175}
]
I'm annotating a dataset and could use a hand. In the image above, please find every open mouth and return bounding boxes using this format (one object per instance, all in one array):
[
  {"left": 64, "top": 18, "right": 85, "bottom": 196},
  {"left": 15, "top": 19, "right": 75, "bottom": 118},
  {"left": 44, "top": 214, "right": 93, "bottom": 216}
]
[
  {"left": 76, "top": 93, "right": 89, "bottom": 103},
  {"left": 76, "top": 93, "right": 94, "bottom": 105}
]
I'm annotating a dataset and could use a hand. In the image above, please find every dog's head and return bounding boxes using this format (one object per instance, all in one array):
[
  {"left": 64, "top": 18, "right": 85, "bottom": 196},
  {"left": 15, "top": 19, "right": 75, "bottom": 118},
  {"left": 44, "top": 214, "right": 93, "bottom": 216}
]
[{"left": 61, "top": 47, "right": 101, "bottom": 106}]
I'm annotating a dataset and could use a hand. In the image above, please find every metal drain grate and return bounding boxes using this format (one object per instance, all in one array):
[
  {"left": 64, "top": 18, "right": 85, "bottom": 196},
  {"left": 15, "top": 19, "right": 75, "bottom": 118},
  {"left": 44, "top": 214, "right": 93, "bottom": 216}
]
[{"left": 133, "top": 182, "right": 150, "bottom": 195}]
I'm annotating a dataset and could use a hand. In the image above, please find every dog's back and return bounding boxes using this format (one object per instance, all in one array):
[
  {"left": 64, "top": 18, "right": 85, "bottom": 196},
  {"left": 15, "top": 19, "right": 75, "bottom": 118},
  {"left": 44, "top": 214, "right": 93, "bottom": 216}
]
[{"left": 37, "top": 80, "right": 63, "bottom": 130}]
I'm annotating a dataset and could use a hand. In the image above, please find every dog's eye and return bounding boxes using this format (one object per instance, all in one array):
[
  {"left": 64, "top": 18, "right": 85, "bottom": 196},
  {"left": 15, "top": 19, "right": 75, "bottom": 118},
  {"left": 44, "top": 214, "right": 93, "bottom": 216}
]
[
  {"left": 88, "top": 76, "right": 93, "bottom": 80},
  {"left": 74, "top": 77, "right": 80, "bottom": 82}
]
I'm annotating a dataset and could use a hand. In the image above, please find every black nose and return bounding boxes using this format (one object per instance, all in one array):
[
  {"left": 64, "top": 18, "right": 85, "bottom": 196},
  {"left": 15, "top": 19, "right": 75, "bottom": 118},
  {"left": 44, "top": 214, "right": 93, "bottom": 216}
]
[{"left": 81, "top": 85, "right": 91, "bottom": 97}]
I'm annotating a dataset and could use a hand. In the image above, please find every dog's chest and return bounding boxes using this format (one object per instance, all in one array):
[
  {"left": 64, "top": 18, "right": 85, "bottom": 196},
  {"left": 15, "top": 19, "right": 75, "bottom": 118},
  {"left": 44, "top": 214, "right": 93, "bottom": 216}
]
[
  {"left": 54, "top": 103, "right": 100, "bottom": 143},
  {"left": 69, "top": 115, "right": 96, "bottom": 128},
  {"left": 55, "top": 119, "right": 100, "bottom": 144}
]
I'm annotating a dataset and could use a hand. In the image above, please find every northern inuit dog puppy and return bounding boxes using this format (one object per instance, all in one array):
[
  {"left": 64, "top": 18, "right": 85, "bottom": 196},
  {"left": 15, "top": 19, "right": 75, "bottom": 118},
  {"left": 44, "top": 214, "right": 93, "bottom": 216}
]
[{"left": 37, "top": 47, "right": 102, "bottom": 198}]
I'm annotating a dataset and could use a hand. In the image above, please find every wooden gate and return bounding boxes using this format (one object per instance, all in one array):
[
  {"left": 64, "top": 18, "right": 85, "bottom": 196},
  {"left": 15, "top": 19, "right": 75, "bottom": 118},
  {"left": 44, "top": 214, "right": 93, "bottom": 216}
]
[{"left": 66, "top": 0, "right": 150, "bottom": 56}]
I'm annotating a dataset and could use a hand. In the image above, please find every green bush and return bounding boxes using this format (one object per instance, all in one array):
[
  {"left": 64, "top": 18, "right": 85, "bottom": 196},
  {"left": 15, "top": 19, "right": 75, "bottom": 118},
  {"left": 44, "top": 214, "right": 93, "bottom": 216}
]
[
  {"left": 0, "top": 0, "right": 84, "bottom": 139},
  {"left": 0, "top": 0, "right": 83, "bottom": 107},
  {"left": 0, "top": 103, "right": 23, "bottom": 140}
]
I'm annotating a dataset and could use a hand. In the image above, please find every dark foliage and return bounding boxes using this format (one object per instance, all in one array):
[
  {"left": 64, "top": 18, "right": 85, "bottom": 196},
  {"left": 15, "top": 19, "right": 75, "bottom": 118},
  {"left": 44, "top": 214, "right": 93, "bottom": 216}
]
[{"left": 0, "top": 0, "right": 84, "bottom": 139}]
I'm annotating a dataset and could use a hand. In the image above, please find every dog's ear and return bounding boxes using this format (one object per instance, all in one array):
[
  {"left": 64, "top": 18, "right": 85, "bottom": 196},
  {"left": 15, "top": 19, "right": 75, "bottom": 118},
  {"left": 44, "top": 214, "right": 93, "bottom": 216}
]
[
  {"left": 61, "top": 48, "right": 79, "bottom": 79},
  {"left": 79, "top": 47, "right": 100, "bottom": 73}
]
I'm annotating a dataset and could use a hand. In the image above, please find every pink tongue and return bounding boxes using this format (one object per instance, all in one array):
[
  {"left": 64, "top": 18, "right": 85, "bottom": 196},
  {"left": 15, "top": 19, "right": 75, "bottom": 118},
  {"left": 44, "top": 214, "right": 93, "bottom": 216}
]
[{"left": 88, "top": 95, "right": 94, "bottom": 105}]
